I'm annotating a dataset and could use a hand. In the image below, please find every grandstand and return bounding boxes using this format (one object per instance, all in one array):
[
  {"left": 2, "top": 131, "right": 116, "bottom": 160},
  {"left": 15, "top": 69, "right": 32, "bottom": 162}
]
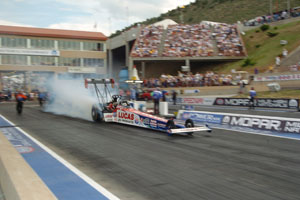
[{"left": 129, "top": 20, "right": 247, "bottom": 78}]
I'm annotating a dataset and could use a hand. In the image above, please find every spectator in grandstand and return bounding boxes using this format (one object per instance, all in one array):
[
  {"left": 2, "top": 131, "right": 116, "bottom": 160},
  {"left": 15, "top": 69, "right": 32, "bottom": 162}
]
[
  {"left": 131, "top": 25, "right": 164, "bottom": 57},
  {"left": 244, "top": 7, "right": 300, "bottom": 27},
  {"left": 162, "top": 23, "right": 214, "bottom": 57},
  {"left": 213, "top": 23, "right": 244, "bottom": 57},
  {"left": 142, "top": 70, "right": 240, "bottom": 89}
]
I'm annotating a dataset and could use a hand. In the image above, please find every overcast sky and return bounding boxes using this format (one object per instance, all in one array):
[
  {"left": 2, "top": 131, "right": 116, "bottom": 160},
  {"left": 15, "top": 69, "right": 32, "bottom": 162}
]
[{"left": 0, "top": 0, "right": 195, "bottom": 36}]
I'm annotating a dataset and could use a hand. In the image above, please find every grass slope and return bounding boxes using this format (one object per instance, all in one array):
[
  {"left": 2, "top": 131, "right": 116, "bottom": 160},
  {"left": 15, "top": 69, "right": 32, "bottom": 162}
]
[
  {"left": 111, "top": 0, "right": 300, "bottom": 37},
  {"left": 148, "top": 0, "right": 300, "bottom": 25},
  {"left": 218, "top": 20, "right": 300, "bottom": 73}
]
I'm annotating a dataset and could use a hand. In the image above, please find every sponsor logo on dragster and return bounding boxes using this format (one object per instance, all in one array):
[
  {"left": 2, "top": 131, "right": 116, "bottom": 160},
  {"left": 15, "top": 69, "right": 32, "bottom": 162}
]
[
  {"left": 150, "top": 119, "right": 157, "bottom": 128},
  {"left": 157, "top": 123, "right": 167, "bottom": 129},
  {"left": 214, "top": 98, "right": 299, "bottom": 109},
  {"left": 134, "top": 115, "right": 140, "bottom": 125},
  {"left": 129, "top": 109, "right": 168, "bottom": 123},
  {"left": 143, "top": 117, "right": 150, "bottom": 126},
  {"left": 117, "top": 110, "right": 135, "bottom": 124},
  {"left": 181, "top": 111, "right": 223, "bottom": 124}
]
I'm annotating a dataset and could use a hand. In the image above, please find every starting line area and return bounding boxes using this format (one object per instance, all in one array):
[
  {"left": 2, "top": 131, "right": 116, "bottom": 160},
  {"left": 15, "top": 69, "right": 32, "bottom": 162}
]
[
  {"left": 0, "top": 115, "right": 120, "bottom": 200},
  {"left": 1, "top": 109, "right": 300, "bottom": 199}
]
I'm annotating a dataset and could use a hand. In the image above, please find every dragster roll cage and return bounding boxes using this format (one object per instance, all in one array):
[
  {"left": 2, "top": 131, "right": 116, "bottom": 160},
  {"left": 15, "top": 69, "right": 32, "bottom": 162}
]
[{"left": 84, "top": 78, "right": 115, "bottom": 111}]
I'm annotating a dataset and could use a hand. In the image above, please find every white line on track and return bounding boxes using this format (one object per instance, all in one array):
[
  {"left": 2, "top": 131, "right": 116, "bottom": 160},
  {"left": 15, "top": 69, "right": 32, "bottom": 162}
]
[
  {"left": 0, "top": 115, "right": 121, "bottom": 200},
  {"left": 209, "top": 126, "right": 300, "bottom": 141}
]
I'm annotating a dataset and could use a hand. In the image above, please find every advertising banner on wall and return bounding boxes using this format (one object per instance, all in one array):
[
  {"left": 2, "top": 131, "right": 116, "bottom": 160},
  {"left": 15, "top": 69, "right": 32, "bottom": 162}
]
[
  {"left": 213, "top": 98, "right": 299, "bottom": 109},
  {"left": 0, "top": 48, "right": 60, "bottom": 56},
  {"left": 167, "top": 96, "right": 215, "bottom": 106},
  {"left": 254, "top": 74, "right": 300, "bottom": 82},
  {"left": 221, "top": 115, "right": 300, "bottom": 134},
  {"left": 177, "top": 110, "right": 300, "bottom": 137}
]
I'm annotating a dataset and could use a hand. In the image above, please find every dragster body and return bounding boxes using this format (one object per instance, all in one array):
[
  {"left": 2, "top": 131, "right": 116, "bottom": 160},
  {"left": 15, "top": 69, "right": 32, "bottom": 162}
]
[{"left": 87, "top": 78, "right": 211, "bottom": 136}]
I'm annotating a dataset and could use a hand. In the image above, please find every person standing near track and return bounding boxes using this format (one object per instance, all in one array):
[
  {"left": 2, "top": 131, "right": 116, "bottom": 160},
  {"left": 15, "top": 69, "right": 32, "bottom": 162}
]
[
  {"left": 38, "top": 91, "right": 46, "bottom": 107},
  {"left": 15, "top": 91, "right": 27, "bottom": 114},
  {"left": 172, "top": 90, "right": 177, "bottom": 105},
  {"left": 249, "top": 87, "right": 256, "bottom": 109},
  {"left": 152, "top": 87, "right": 162, "bottom": 115}
]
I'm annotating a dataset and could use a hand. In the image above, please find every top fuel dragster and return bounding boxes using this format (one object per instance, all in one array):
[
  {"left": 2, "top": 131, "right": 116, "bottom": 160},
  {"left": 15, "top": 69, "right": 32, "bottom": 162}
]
[{"left": 85, "top": 78, "right": 211, "bottom": 136}]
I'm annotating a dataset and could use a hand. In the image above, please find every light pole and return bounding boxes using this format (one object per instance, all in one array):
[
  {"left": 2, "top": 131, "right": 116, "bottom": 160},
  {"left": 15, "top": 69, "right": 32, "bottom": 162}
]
[
  {"left": 269, "top": 0, "right": 273, "bottom": 16},
  {"left": 287, "top": 0, "right": 291, "bottom": 18},
  {"left": 180, "top": 5, "right": 185, "bottom": 24}
]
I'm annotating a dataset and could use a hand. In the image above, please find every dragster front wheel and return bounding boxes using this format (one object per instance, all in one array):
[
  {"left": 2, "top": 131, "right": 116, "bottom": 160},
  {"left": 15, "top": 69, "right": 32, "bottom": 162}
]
[
  {"left": 185, "top": 119, "right": 194, "bottom": 136},
  {"left": 185, "top": 119, "right": 194, "bottom": 128},
  {"left": 91, "top": 105, "right": 102, "bottom": 122}
]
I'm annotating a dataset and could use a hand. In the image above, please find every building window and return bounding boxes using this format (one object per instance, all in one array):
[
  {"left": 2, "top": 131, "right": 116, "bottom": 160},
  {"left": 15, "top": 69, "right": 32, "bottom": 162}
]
[
  {"left": 82, "top": 42, "right": 103, "bottom": 51},
  {"left": 30, "top": 39, "right": 55, "bottom": 49},
  {"left": 31, "top": 56, "right": 55, "bottom": 66},
  {"left": 1, "top": 37, "right": 27, "bottom": 48},
  {"left": 2, "top": 55, "right": 27, "bottom": 65},
  {"left": 58, "top": 40, "right": 80, "bottom": 50},
  {"left": 83, "top": 58, "right": 104, "bottom": 67},
  {"left": 59, "top": 57, "right": 81, "bottom": 66}
]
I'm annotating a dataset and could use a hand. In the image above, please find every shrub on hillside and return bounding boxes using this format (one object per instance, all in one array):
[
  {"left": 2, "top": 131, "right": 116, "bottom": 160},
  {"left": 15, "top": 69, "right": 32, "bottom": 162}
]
[
  {"left": 260, "top": 24, "right": 270, "bottom": 31},
  {"left": 267, "top": 31, "right": 279, "bottom": 37},
  {"left": 242, "top": 58, "right": 256, "bottom": 67}
]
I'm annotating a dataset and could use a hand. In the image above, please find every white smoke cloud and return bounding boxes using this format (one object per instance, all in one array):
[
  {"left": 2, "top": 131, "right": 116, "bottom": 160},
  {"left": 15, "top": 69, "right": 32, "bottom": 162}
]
[
  {"left": 44, "top": 78, "right": 98, "bottom": 121},
  {"left": 43, "top": 77, "right": 120, "bottom": 121}
]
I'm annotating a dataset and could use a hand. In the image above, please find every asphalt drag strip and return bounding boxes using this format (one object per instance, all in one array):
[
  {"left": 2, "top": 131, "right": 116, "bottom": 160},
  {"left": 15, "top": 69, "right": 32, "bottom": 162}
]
[{"left": 0, "top": 103, "right": 300, "bottom": 200}]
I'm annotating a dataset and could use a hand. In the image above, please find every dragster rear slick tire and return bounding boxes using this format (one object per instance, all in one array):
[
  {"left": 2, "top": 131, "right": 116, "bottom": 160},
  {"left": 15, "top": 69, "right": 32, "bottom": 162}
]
[
  {"left": 166, "top": 119, "right": 176, "bottom": 136},
  {"left": 166, "top": 119, "right": 176, "bottom": 129},
  {"left": 91, "top": 105, "right": 102, "bottom": 122}
]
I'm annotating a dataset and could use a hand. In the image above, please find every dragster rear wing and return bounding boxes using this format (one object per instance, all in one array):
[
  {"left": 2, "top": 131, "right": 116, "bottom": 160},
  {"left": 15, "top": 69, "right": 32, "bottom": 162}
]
[
  {"left": 125, "top": 80, "right": 143, "bottom": 84},
  {"left": 169, "top": 126, "right": 211, "bottom": 134},
  {"left": 85, "top": 78, "right": 115, "bottom": 88}
]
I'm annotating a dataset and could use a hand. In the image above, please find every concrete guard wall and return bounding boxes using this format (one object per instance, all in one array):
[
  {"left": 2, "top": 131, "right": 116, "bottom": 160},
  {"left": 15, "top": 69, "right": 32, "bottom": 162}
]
[{"left": 0, "top": 132, "right": 57, "bottom": 200}]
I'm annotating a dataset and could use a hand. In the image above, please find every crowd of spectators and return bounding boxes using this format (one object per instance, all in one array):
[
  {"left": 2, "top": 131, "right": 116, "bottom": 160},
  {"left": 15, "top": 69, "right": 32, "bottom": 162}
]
[
  {"left": 131, "top": 22, "right": 245, "bottom": 58},
  {"left": 130, "top": 25, "right": 164, "bottom": 57},
  {"left": 244, "top": 8, "right": 300, "bottom": 26},
  {"left": 213, "top": 23, "right": 245, "bottom": 57},
  {"left": 162, "top": 24, "right": 214, "bottom": 57},
  {"left": 0, "top": 90, "right": 44, "bottom": 102},
  {"left": 142, "top": 71, "right": 239, "bottom": 88}
]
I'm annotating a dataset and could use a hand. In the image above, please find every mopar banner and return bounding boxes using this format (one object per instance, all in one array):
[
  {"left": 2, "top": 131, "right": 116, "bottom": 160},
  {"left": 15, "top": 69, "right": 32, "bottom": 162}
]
[
  {"left": 214, "top": 98, "right": 299, "bottom": 109},
  {"left": 222, "top": 115, "right": 300, "bottom": 134},
  {"left": 177, "top": 110, "right": 300, "bottom": 138}
]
